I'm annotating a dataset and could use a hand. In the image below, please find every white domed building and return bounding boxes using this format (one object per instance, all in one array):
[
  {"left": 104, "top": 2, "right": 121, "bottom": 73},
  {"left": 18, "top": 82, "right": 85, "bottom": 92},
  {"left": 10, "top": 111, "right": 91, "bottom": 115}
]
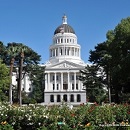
[{"left": 44, "top": 15, "right": 86, "bottom": 106}]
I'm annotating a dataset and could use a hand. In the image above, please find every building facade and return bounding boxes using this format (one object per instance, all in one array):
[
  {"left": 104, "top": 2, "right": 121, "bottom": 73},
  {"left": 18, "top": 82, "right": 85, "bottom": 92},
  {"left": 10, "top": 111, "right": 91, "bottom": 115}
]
[{"left": 44, "top": 15, "right": 86, "bottom": 106}]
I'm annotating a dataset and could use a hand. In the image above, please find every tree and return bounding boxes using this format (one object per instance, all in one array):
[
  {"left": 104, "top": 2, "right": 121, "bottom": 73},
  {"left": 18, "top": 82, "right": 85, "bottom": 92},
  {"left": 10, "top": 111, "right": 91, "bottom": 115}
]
[
  {"left": 79, "top": 65, "right": 106, "bottom": 103},
  {"left": 0, "top": 60, "right": 10, "bottom": 101},
  {"left": 28, "top": 65, "right": 45, "bottom": 103},
  {"left": 89, "top": 17, "right": 130, "bottom": 103},
  {"left": 2, "top": 42, "right": 42, "bottom": 105},
  {"left": 89, "top": 41, "right": 112, "bottom": 103},
  {"left": 109, "top": 17, "right": 130, "bottom": 103}
]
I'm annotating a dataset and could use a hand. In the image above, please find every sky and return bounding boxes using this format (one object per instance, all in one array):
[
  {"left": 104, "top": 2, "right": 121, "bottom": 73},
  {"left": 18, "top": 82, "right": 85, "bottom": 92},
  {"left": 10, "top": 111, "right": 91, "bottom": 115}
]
[{"left": 0, "top": 0, "right": 130, "bottom": 64}]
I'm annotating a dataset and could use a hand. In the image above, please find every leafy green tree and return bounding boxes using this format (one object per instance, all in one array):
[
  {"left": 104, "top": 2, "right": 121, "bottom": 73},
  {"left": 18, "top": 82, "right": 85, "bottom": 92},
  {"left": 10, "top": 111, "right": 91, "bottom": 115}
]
[
  {"left": 0, "top": 60, "right": 10, "bottom": 101},
  {"left": 109, "top": 17, "right": 130, "bottom": 102},
  {"left": 89, "top": 41, "right": 112, "bottom": 103},
  {"left": 89, "top": 17, "right": 130, "bottom": 103},
  {"left": 28, "top": 65, "right": 45, "bottom": 103},
  {"left": 2, "top": 42, "right": 42, "bottom": 105},
  {"left": 79, "top": 65, "right": 106, "bottom": 103}
]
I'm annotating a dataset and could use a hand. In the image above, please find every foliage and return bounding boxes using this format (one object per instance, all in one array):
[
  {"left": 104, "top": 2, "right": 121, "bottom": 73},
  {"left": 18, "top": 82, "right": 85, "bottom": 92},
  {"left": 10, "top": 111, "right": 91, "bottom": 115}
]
[
  {"left": 0, "top": 102, "right": 130, "bottom": 129},
  {"left": 79, "top": 64, "right": 107, "bottom": 103},
  {"left": 28, "top": 65, "right": 45, "bottom": 103},
  {"left": 89, "top": 17, "right": 130, "bottom": 103},
  {"left": 0, "top": 60, "right": 10, "bottom": 101},
  {"left": 0, "top": 42, "right": 44, "bottom": 104}
]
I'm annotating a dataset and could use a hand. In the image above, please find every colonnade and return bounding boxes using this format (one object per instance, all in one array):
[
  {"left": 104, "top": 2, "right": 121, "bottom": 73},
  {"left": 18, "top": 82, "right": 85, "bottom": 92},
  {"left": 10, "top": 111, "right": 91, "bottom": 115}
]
[
  {"left": 50, "top": 47, "right": 80, "bottom": 57},
  {"left": 45, "top": 72, "right": 82, "bottom": 91}
]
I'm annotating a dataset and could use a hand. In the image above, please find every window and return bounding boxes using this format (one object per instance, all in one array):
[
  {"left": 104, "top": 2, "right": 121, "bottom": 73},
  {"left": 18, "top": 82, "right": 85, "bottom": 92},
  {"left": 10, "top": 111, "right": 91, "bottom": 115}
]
[
  {"left": 57, "top": 95, "right": 61, "bottom": 102},
  {"left": 76, "top": 75, "right": 79, "bottom": 80},
  {"left": 77, "top": 94, "right": 81, "bottom": 102},
  {"left": 70, "top": 94, "right": 74, "bottom": 102},
  {"left": 56, "top": 75, "right": 59, "bottom": 80},
  {"left": 67, "top": 39, "right": 69, "bottom": 43},
  {"left": 50, "top": 95, "right": 54, "bottom": 102},
  {"left": 58, "top": 39, "right": 60, "bottom": 43},
  {"left": 60, "top": 48, "right": 62, "bottom": 55},
  {"left": 57, "top": 84, "right": 59, "bottom": 90},
  {"left": 67, "top": 49, "right": 69, "bottom": 55},
  {"left": 52, "top": 75, "right": 54, "bottom": 80},
  {"left": 72, "top": 84, "right": 74, "bottom": 90},
  {"left": 76, "top": 84, "right": 78, "bottom": 90},
  {"left": 63, "top": 95, "right": 67, "bottom": 102},
  {"left": 72, "top": 75, "right": 74, "bottom": 80},
  {"left": 61, "top": 38, "right": 63, "bottom": 43},
  {"left": 53, "top": 84, "right": 55, "bottom": 90},
  {"left": 63, "top": 84, "right": 68, "bottom": 90}
]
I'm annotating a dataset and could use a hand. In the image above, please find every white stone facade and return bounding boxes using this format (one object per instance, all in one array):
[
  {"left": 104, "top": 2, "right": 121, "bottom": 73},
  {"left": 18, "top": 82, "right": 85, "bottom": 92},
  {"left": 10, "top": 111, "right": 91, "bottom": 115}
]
[{"left": 44, "top": 15, "right": 86, "bottom": 106}]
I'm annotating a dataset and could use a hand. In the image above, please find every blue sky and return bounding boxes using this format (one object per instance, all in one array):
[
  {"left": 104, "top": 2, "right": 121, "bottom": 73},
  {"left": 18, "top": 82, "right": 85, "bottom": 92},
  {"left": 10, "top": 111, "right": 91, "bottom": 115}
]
[{"left": 0, "top": 0, "right": 130, "bottom": 64}]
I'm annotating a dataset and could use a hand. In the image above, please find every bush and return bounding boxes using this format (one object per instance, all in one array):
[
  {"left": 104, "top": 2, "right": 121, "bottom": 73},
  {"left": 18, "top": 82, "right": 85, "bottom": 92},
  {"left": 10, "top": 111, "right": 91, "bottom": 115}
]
[{"left": 0, "top": 102, "right": 130, "bottom": 129}]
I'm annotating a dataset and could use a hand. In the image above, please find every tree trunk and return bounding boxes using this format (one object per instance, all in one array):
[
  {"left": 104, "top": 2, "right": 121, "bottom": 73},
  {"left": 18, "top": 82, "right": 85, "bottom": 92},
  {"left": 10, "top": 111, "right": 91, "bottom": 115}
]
[
  {"left": 18, "top": 52, "right": 24, "bottom": 106},
  {"left": 9, "top": 58, "right": 15, "bottom": 105}
]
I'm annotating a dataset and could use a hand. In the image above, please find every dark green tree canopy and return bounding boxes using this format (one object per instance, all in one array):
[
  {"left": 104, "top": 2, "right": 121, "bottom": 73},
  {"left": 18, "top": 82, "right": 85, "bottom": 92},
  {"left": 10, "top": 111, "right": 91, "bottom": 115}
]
[
  {"left": 0, "top": 60, "right": 10, "bottom": 101},
  {"left": 88, "top": 17, "right": 130, "bottom": 103}
]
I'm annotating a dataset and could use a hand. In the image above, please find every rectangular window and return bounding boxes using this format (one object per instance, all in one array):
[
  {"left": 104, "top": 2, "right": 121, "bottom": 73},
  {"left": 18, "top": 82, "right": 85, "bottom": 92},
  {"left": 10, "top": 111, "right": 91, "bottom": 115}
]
[
  {"left": 63, "top": 84, "right": 68, "bottom": 90},
  {"left": 53, "top": 84, "right": 55, "bottom": 90},
  {"left": 56, "top": 75, "right": 59, "bottom": 80},
  {"left": 72, "top": 75, "right": 74, "bottom": 80},
  {"left": 57, "top": 84, "right": 59, "bottom": 90},
  {"left": 72, "top": 84, "right": 74, "bottom": 90},
  {"left": 52, "top": 75, "right": 54, "bottom": 80},
  {"left": 50, "top": 95, "right": 54, "bottom": 102},
  {"left": 76, "top": 84, "right": 78, "bottom": 90}
]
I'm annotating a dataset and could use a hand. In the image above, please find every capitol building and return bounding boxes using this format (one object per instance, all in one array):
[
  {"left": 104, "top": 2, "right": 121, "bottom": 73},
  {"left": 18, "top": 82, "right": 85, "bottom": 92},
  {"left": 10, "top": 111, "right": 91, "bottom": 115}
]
[
  {"left": 12, "top": 15, "right": 87, "bottom": 106},
  {"left": 44, "top": 15, "right": 86, "bottom": 105}
]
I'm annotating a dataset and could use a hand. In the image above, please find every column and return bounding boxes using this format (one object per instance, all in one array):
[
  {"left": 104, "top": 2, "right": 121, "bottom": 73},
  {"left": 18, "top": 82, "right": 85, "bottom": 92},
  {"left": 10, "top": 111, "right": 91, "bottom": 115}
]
[
  {"left": 79, "top": 48, "right": 81, "bottom": 57},
  {"left": 48, "top": 73, "right": 50, "bottom": 90},
  {"left": 74, "top": 72, "right": 76, "bottom": 90},
  {"left": 58, "top": 47, "right": 59, "bottom": 56},
  {"left": 45, "top": 73, "right": 48, "bottom": 90},
  {"left": 54, "top": 72, "right": 56, "bottom": 90},
  {"left": 61, "top": 72, "right": 63, "bottom": 90},
  {"left": 54, "top": 49, "right": 56, "bottom": 57}
]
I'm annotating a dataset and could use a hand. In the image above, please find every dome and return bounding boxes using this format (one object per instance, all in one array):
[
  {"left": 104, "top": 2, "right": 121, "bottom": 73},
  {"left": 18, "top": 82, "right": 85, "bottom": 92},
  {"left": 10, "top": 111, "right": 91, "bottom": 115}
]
[
  {"left": 54, "top": 15, "right": 75, "bottom": 35},
  {"left": 54, "top": 24, "right": 75, "bottom": 34}
]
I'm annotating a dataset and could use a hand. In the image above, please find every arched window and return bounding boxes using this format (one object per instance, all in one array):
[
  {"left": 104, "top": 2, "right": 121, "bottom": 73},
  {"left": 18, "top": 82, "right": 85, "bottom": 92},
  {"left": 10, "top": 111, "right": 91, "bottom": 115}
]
[
  {"left": 57, "top": 95, "right": 61, "bottom": 102},
  {"left": 77, "top": 94, "right": 81, "bottom": 102},
  {"left": 61, "top": 38, "right": 63, "bottom": 43},
  {"left": 63, "top": 94, "right": 67, "bottom": 102},
  {"left": 70, "top": 94, "right": 74, "bottom": 102},
  {"left": 50, "top": 95, "right": 54, "bottom": 102}
]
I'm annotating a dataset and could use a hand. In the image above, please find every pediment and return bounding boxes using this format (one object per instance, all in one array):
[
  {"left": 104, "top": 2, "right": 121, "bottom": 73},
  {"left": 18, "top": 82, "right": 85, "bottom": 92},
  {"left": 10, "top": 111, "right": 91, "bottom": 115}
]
[{"left": 46, "top": 61, "right": 85, "bottom": 69}]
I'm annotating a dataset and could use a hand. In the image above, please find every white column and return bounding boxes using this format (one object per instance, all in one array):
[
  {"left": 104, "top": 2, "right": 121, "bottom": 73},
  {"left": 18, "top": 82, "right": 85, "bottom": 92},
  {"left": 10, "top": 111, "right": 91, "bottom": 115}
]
[
  {"left": 54, "top": 72, "right": 56, "bottom": 90},
  {"left": 45, "top": 74, "right": 48, "bottom": 90},
  {"left": 79, "top": 48, "right": 81, "bottom": 57},
  {"left": 61, "top": 72, "right": 63, "bottom": 90},
  {"left": 58, "top": 47, "right": 59, "bottom": 56},
  {"left": 68, "top": 72, "right": 70, "bottom": 90},
  {"left": 48, "top": 73, "right": 50, "bottom": 90},
  {"left": 54, "top": 49, "right": 56, "bottom": 57},
  {"left": 74, "top": 72, "right": 76, "bottom": 90}
]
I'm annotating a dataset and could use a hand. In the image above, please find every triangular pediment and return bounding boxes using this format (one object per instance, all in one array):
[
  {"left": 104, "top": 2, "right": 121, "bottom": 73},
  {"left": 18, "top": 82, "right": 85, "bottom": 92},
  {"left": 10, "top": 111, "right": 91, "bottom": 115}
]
[{"left": 46, "top": 60, "right": 85, "bottom": 69}]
